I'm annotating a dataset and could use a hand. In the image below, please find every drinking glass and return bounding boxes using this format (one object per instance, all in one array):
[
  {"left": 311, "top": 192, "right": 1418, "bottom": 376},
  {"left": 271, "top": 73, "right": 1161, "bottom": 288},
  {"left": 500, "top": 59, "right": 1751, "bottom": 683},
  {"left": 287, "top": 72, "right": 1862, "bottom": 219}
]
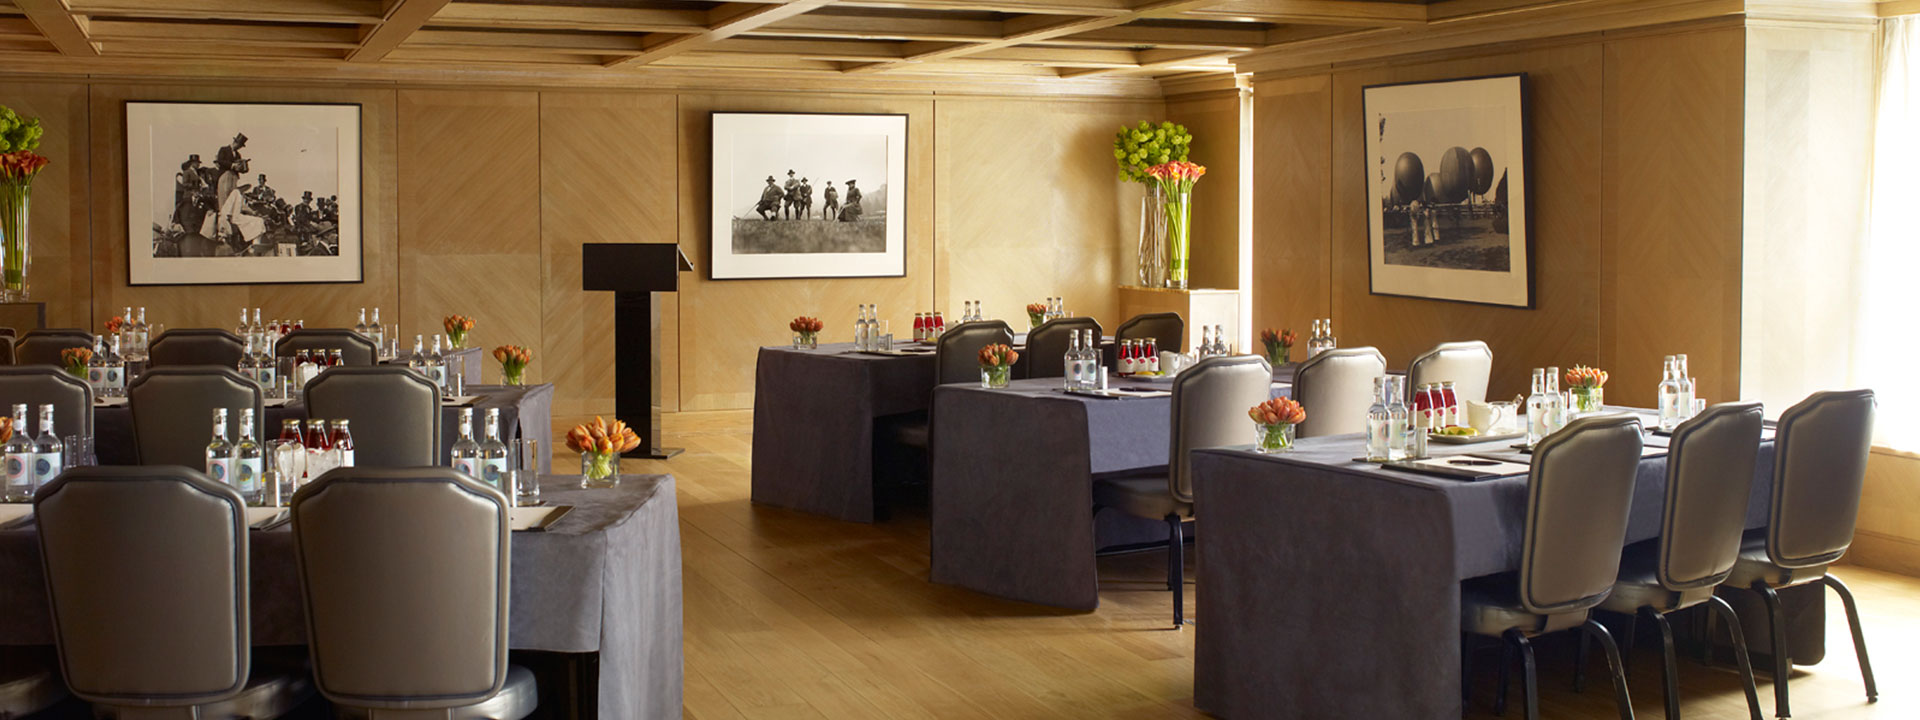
[
  {"left": 276, "top": 358, "right": 296, "bottom": 397},
  {"left": 508, "top": 439, "right": 541, "bottom": 507},
  {"left": 61, "top": 436, "right": 96, "bottom": 467},
  {"left": 269, "top": 440, "right": 304, "bottom": 499},
  {"left": 448, "top": 357, "right": 466, "bottom": 398},
  {"left": 262, "top": 443, "right": 288, "bottom": 507}
]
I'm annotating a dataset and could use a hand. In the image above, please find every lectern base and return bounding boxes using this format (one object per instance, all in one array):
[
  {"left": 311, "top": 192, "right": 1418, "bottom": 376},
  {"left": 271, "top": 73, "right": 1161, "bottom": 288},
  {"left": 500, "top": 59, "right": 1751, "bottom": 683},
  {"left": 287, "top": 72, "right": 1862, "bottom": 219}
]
[{"left": 638, "top": 447, "right": 684, "bottom": 460}]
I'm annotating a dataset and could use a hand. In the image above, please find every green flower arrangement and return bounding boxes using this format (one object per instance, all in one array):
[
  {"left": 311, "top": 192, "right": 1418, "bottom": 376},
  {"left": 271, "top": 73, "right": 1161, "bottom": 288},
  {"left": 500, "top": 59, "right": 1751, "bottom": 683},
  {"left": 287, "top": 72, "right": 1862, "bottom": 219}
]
[
  {"left": 1112, "top": 120, "right": 1192, "bottom": 184},
  {"left": 0, "top": 106, "right": 45, "bottom": 153}
]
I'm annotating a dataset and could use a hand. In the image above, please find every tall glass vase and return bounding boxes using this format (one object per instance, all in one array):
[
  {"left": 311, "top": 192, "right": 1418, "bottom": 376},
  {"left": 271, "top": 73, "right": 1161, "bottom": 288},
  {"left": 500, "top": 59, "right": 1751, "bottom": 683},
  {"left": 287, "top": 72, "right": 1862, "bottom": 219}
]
[
  {"left": 1136, "top": 185, "right": 1168, "bottom": 288},
  {"left": 0, "top": 183, "right": 27, "bottom": 302},
  {"left": 1163, "top": 188, "right": 1191, "bottom": 290}
]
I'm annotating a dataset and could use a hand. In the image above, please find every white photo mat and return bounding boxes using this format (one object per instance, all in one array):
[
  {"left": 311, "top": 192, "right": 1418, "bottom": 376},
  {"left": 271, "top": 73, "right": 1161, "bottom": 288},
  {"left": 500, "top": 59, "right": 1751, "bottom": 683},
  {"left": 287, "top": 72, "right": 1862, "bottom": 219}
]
[{"left": 709, "top": 112, "right": 907, "bottom": 279}]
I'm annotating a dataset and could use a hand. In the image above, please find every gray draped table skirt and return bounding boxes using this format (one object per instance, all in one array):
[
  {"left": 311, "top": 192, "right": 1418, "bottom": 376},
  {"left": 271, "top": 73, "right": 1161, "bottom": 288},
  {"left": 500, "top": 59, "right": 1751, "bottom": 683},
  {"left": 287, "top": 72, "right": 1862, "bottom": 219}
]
[{"left": 0, "top": 473, "right": 682, "bottom": 719}]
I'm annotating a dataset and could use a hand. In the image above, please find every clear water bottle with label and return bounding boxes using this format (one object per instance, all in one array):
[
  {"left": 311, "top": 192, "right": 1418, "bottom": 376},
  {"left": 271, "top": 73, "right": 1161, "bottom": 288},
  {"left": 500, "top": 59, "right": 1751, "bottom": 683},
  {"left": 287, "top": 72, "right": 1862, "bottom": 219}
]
[
  {"left": 1366, "top": 377, "right": 1392, "bottom": 462},
  {"left": 205, "top": 408, "right": 234, "bottom": 487},
  {"left": 3, "top": 404, "right": 33, "bottom": 502},
  {"left": 235, "top": 408, "right": 263, "bottom": 505},
  {"left": 479, "top": 408, "right": 508, "bottom": 490},
  {"left": 450, "top": 408, "right": 479, "bottom": 478}
]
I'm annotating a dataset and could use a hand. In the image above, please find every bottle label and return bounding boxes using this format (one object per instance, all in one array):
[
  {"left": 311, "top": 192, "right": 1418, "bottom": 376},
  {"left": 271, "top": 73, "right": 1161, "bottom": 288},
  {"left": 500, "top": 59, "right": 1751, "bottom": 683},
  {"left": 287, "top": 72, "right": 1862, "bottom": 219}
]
[
  {"left": 258, "top": 368, "right": 276, "bottom": 387},
  {"left": 4, "top": 453, "right": 28, "bottom": 490},
  {"left": 104, "top": 367, "right": 123, "bottom": 391},
  {"left": 453, "top": 457, "right": 476, "bottom": 477},
  {"left": 31, "top": 453, "right": 60, "bottom": 485},
  {"left": 338, "top": 449, "right": 353, "bottom": 467},
  {"left": 236, "top": 458, "right": 262, "bottom": 494},
  {"left": 207, "top": 458, "right": 232, "bottom": 485},
  {"left": 481, "top": 458, "right": 507, "bottom": 487}
]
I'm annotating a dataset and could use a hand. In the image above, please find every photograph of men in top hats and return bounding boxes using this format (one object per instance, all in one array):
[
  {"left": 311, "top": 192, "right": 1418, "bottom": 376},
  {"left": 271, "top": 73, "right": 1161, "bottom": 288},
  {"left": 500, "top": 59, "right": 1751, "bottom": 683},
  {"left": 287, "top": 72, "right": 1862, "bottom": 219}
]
[{"left": 710, "top": 111, "right": 907, "bottom": 279}]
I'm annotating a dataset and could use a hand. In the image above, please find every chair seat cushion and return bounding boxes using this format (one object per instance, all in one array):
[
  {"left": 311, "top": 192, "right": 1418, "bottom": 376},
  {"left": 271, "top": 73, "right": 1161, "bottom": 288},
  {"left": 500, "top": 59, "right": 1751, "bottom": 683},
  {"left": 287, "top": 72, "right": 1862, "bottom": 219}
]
[
  {"left": 1598, "top": 541, "right": 1716, "bottom": 614},
  {"left": 1091, "top": 472, "right": 1190, "bottom": 521},
  {"left": 876, "top": 413, "right": 929, "bottom": 450},
  {"left": 335, "top": 664, "right": 538, "bottom": 720},
  {"left": 1724, "top": 531, "right": 1828, "bottom": 590},
  {"left": 1460, "top": 573, "right": 1589, "bottom": 638},
  {"left": 0, "top": 648, "right": 65, "bottom": 718},
  {"left": 97, "top": 652, "right": 314, "bottom": 720}
]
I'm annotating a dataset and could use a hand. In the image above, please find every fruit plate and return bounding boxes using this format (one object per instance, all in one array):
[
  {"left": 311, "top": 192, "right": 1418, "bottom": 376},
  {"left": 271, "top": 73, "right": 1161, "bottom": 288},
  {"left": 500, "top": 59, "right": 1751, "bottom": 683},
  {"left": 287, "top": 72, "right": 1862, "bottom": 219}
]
[{"left": 1427, "top": 430, "right": 1525, "bottom": 445}]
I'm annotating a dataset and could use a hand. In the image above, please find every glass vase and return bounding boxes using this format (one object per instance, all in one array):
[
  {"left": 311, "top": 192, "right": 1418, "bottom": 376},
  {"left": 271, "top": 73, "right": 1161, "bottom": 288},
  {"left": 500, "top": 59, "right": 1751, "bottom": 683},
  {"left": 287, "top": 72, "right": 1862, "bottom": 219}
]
[
  {"left": 791, "top": 331, "right": 817, "bottom": 350},
  {"left": 501, "top": 366, "right": 525, "bottom": 386},
  {"left": 0, "top": 183, "right": 28, "bottom": 302},
  {"left": 1163, "top": 188, "right": 1191, "bottom": 290},
  {"left": 1136, "top": 185, "right": 1168, "bottom": 288},
  {"left": 579, "top": 450, "right": 620, "bottom": 488},
  {"left": 1572, "top": 387, "right": 1604, "bottom": 414},
  {"left": 1254, "top": 422, "right": 1295, "bottom": 454},
  {"left": 447, "top": 331, "right": 467, "bottom": 349},
  {"left": 980, "top": 365, "right": 1011, "bottom": 389},
  {"left": 1266, "top": 345, "right": 1289, "bottom": 367}
]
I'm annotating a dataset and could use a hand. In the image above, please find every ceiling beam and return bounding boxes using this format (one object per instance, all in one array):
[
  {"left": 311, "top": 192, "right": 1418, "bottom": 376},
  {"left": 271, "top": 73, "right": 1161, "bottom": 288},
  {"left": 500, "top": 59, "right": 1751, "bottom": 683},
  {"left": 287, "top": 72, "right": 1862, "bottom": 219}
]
[
  {"left": 604, "top": 0, "right": 837, "bottom": 68},
  {"left": 1177, "top": 0, "right": 1428, "bottom": 25},
  {"left": 347, "top": 0, "right": 452, "bottom": 62},
  {"left": 69, "top": 0, "right": 382, "bottom": 25},
  {"left": 842, "top": 0, "right": 1216, "bottom": 73},
  {"left": 14, "top": 0, "right": 99, "bottom": 56},
  {"left": 426, "top": 3, "right": 709, "bottom": 33},
  {"left": 1058, "top": 48, "right": 1232, "bottom": 77},
  {"left": 89, "top": 19, "right": 363, "bottom": 49}
]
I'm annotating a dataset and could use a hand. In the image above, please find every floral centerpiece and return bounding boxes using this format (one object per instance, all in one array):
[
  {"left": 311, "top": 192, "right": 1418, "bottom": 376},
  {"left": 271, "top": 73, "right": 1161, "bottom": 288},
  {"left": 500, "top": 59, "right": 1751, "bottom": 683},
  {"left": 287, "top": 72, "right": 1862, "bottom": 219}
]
[
  {"left": 104, "top": 315, "right": 127, "bottom": 336},
  {"left": 978, "top": 343, "right": 1018, "bottom": 388},
  {"left": 1025, "top": 303, "right": 1047, "bottom": 329},
  {"left": 1146, "top": 160, "right": 1206, "bottom": 289},
  {"left": 1565, "top": 365, "right": 1608, "bottom": 413},
  {"left": 443, "top": 315, "right": 474, "bottom": 348},
  {"left": 492, "top": 344, "right": 531, "bottom": 386},
  {"left": 1114, "top": 121, "right": 1192, "bottom": 288},
  {"left": 1248, "top": 397, "right": 1306, "bottom": 453},
  {"left": 566, "top": 416, "right": 639, "bottom": 487},
  {"left": 0, "top": 414, "right": 12, "bottom": 444},
  {"left": 788, "top": 316, "right": 823, "bottom": 350},
  {"left": 0, "top": 106, "right": 50, "bottom": 302},
  {"left": 60, "top": 346, "right": 90, "bottom": 379},
  {"left": 1260, "top": 328, "right": 1296, "bottom": 366}
]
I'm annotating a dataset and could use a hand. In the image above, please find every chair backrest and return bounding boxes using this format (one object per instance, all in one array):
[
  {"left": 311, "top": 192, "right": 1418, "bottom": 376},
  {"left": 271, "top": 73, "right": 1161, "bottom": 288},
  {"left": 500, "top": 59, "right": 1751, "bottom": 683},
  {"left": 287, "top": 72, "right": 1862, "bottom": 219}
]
[
  {"left": 276, "top": 329, "right": 377, "bottom": 366},
  {"left": 1114, "top": 312, "right": 1185, "bottom": 353},
  {"left": 292, "top": 467, "right": 510, "bottom": 710},
  {"left": 14, "top": 332, "right": 93, "bottom": 368},
  {"left": 303, "top": 366, "right": 441, "bottom": 466},
  {"left": 35, "top": 466, "right": 251, "bottom": 706},
  {"left": 129, "top": 367, "right": 265, "bottom": 468},
  {"left": 0, "top": 366, "right": 93, "bottom": 439},
  {"left": 0, "top": 332, "right": 13, "bottom": 365},
  {"left": 1767, "top": 389, "right": 1875, "bottom": 568},
  {"left": 0, "top": 327, "right": 16, "bottom": 339},
  {"left": 1023, "top": 317, "right": 1102, "bottom": 378},
  {"left": 149, "top": 329, "right": 247, "bottom": 368},
  {"left": 1519, "top": 413, "right": 1645, "bottom": 614},
  {"left": 1290, "top": 347, "right": 1387, "bottom": 438},
  {"left": 934, "top": 321, "right": 1014, "bottom": 386},
  {"left": 1405, "top": 340, "right": 1493, "bottom": 405},
  {"left": 1657, "top": 401, "right": 1765, "bottom": 590},
  {"left": 1169, "top": 355, "right": 1274, "bottom": 503}
]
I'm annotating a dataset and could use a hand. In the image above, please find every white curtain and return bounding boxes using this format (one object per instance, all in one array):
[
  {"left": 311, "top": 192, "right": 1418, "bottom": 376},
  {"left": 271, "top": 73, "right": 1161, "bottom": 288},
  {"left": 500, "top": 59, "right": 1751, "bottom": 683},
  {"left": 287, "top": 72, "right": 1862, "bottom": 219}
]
[{"left": 1858, "top": 17, "right": 1920, "bottom": 450}]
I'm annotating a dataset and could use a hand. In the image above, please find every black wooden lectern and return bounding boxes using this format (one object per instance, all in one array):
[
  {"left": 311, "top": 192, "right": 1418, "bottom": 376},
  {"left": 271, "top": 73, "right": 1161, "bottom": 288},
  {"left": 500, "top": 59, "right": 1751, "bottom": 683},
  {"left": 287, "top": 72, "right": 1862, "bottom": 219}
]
[{"left": 583, "top": 243, "right": 693, "bottom": 459}]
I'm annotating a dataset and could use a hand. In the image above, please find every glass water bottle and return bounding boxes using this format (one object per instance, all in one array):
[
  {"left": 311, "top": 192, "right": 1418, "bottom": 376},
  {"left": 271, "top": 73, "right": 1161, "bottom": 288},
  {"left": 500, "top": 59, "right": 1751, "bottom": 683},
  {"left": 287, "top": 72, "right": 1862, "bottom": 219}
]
[
  {"left": 205, "top": 408, "right": 234, "bottom": 487},
  {"left": 3, "top": 404, "right": 33, "bottom": 502},
  {"left": 1366, "top": 377, "right": 1392, "bottom": 462},
  {"left": 479, "top": 408, "right": 508, "bottom": 489},
  {"left": 450, "top": 408, "right": 479, "bottom": 478},
  {"left": 235, "top": 408, "right": 263, "bottom": 505}
]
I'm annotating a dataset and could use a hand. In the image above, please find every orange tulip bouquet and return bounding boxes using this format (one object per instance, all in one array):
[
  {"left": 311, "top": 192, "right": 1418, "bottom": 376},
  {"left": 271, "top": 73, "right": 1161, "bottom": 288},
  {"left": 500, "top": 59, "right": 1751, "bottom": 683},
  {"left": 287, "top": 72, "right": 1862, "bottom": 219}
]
[
  {"left": 1260, "top": 328, "right": 1296, "bottom": 366},
  {"left": 978, "top": 343, "right": 1019, "bottom": 389},
  {"left": 1, "top": 105, "right": 49, "bottom": 301},
  {"left": 1565, "top": 365, "right": 1609, "bottom": 414},
  {"left": 1248, "top": 397, "right": 1306, "bottom": 453},
  {"left": 443, "top": 315, "right": 475, "bottom": 349},
  {"left": 568, "top": 416, "right": 640, "bottom": 486},
  {"left": 104, "top": 316, "right": 127, "bottom": 335},
  {"left": 789, "top": 316, "right": 823, "bottom": 350},
  {"left": 492, "top": 344, "right": 531, "bottom": 386},
  {"left": 0, "top": 414, "right": 12, "bottom": 444},
  {"left": 1146, "top": 160, "right": 1207, "bottom": 289},
  {"left": 59, "top": 346, "right": 91, "bottom": 380},
  {"left": 1025, "top": 303, "right": 1047, "bottom": 330}
]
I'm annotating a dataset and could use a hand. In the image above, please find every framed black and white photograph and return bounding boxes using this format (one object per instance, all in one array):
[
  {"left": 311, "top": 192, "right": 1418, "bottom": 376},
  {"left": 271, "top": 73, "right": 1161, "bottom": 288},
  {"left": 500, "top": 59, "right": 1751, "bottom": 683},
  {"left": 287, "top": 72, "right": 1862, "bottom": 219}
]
[
  {"left": 1363, "top": 74, "right": 1530, "bottom": 307},
  {"left": 125, "top": 101, "right": 363, "bottom": 286},
  {"left": 709, "top": 112, "right": 907, "bottom": 280}
]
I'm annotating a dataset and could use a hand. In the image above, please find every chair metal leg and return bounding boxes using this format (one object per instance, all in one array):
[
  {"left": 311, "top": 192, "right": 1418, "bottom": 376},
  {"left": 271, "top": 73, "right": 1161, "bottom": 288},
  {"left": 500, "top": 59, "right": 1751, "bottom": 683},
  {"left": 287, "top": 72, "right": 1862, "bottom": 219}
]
[
  {"left": 1699, "top": 604, "right": 1719, "bottom": 665},
  {"left": 1754, "top": 583, "right": 1790, "bottom": 718},
  {"left": 1646, "top": 608, "right": 1680, "bottom": 720},
  {"left": 1821, "top": 575, "right": 1878, "bottom": 703},
  {"left": 1575, "top": 627, "right": 1591, "bottom": 693},
  {"left": 1166, "top": 515, "right": 1184, "bottom": 628},
  {"left": 1707, "top": 595, "right": 1766, "bottom": 720},
  {"left": 1463, "top": 634, "right": 1476, "bottom": 709},
  {"left": 1621, "top": 612, "right": 1639, "bottom": 678},
  {"left": 1519, "top": 633, "right": 1540, "bottom": 720},
  {"left": 1496, "top": 630, "right": 1518, "bottom": 717},
  {"left": 1581, "top": 618, "right": 1637, "bottom": 720}
]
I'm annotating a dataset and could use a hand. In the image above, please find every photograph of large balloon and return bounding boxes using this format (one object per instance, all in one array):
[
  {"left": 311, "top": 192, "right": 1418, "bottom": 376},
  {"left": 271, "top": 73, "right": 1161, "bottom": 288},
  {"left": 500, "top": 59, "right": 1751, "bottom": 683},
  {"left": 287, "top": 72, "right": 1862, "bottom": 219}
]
[
  {"left": 1422, "top": 172, "right": 1441, "bottom": 204},
  {"left": 1434, "top": 146, "right": 1474, "bottom": 203},
  {"left": 1392, "top": 152, "right": 1424, "bottom": 206},
  {"left": 1470, "top": 147, "right": 1495, "bottom": 195}
]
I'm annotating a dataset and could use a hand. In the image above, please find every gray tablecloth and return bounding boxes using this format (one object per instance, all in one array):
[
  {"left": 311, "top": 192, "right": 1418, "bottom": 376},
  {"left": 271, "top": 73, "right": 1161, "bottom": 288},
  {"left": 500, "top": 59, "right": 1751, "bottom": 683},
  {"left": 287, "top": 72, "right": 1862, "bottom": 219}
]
[
  {"left": 1190, "top": 433, "right": 1823, "bottom": 719},
  {"left": 94, "top": 383, "right": 554, "bottom": 474},
  {"left": 0, "top": 473, "right": 681, "bottom": 718},
  {"left": 751, "top": 344, "right": 936, "bottom": 523},
  {"left": 927, "top": 377, "right": 1291, "bottom": 609}
]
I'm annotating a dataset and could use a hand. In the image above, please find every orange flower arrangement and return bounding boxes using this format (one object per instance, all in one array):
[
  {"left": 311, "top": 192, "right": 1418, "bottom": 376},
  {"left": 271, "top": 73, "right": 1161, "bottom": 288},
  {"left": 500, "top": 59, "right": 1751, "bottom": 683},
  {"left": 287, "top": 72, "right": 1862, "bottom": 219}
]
[
  {"left": 568, "top": 416, "right": 640, "bottom": 481},
  {"left": 978, "top": 343, "right": 1019, "bottom": 368},
  {"left": 60, "top": 346, "right": 91, "bottom": 378},
  {"left": 1259, "top": 328, "right": 1296, "bottom": 364},
  {"left": 1025, "top": 303, "right": 1047, "bottom": 328},
  {"left": 443, "top": 315, "right": 475, "bottom": 348},
  {"left": 492, "top": 344, "right": 531, "bottom": 385},
  {"left": 1565, "top": 365, "right": 1608, "bottom": 389},
  {"left": 1248, "top": 397, "right": 1306, "bottom": 426},
  {"left": 788, "top": 316, "right": 823, "bottom": 334},
  {"left": 104, "top": 316, "right": 127, "bottom": 334},
  {"left": 0, "top": 415, "right": 13, "bottom": 444}
]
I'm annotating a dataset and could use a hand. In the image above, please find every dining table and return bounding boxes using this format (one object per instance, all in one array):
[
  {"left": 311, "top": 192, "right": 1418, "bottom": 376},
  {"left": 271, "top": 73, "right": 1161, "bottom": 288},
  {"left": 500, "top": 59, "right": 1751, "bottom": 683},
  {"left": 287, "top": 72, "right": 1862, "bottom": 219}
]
[
  {"left": 1189, "top": 426, "right": 1826, "bottom": 719},
  {"left": 0, "top": 473, "right": 683, "bottom": 718}
]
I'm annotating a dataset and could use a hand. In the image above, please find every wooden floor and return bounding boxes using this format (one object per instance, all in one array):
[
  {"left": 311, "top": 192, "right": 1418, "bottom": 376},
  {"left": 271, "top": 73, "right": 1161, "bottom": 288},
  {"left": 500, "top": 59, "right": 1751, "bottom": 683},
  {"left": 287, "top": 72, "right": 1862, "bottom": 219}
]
[{"left": 561, "top": 410, "right": 1920, "bottom": 719}]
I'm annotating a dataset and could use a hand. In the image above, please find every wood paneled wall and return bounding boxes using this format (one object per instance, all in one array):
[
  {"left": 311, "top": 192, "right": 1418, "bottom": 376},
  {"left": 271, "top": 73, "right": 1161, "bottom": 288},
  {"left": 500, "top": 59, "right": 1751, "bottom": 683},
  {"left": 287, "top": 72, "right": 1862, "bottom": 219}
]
[
  {"left": 1, "top": 78, "right": 1156, "bottom": 414},
  {"left": 1251, "top": 25, "right": 1746, "bottom": 405}
]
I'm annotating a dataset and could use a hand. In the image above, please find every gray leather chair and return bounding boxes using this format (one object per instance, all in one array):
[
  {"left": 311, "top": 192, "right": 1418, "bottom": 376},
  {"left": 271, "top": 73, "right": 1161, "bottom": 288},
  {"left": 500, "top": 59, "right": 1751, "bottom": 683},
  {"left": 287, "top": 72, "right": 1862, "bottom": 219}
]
[
  {"left": 0, "top": 648, "right": 66, "bottom": 718},
  {"left": 889, "top": 321, "right": 1017, "bottom": 452},
  {"left": 0, "top": 338, "right": 14, "bottom": 365},
  {"left": 148, "top": 329, "right": 247, "bottom": 368},
  {"left": 1725, "top": 390, "right": 1877, "bottom": 718},
  {"left": 276, "top": 329, "right": 377, "bottom": 366},
  {"left": 1580, "top": 403, "right": 1766, "bottom": 720},
  {"left": 1091, "top": 355, "right": 1272, "bottom": 627},
  {"left": 0, "top": 366, "right": 93, "bottom": 440},
  {"left": 34, "top": 466, "right": 314, "bottom": 718},
  {"left": 1114, "top": 312, "right": 1184, "bottom": 353},
  {"left": 1023, "top": 317, "right": 1102, "bottom": 379},
  {"left": 15, "top": 330, "right": 94, "bottom": 368},
  {"left": 129, "top": 367, "right": 265, "bottom": 468},
  {"left": 1290, "top": 346, "right": 1386, "bottom": 438},
  {"left": 291, "top": 467, "right": 537, "bottom": 719},
  {"left": 1460, "top": 414, "right": 1644, "bottom": 720},
  {"left": 304, "top": 366, "right": 441, "bottom": 467},
  {"left": 1406, "top": 340, "right": 1493, "bottom": 405}
]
